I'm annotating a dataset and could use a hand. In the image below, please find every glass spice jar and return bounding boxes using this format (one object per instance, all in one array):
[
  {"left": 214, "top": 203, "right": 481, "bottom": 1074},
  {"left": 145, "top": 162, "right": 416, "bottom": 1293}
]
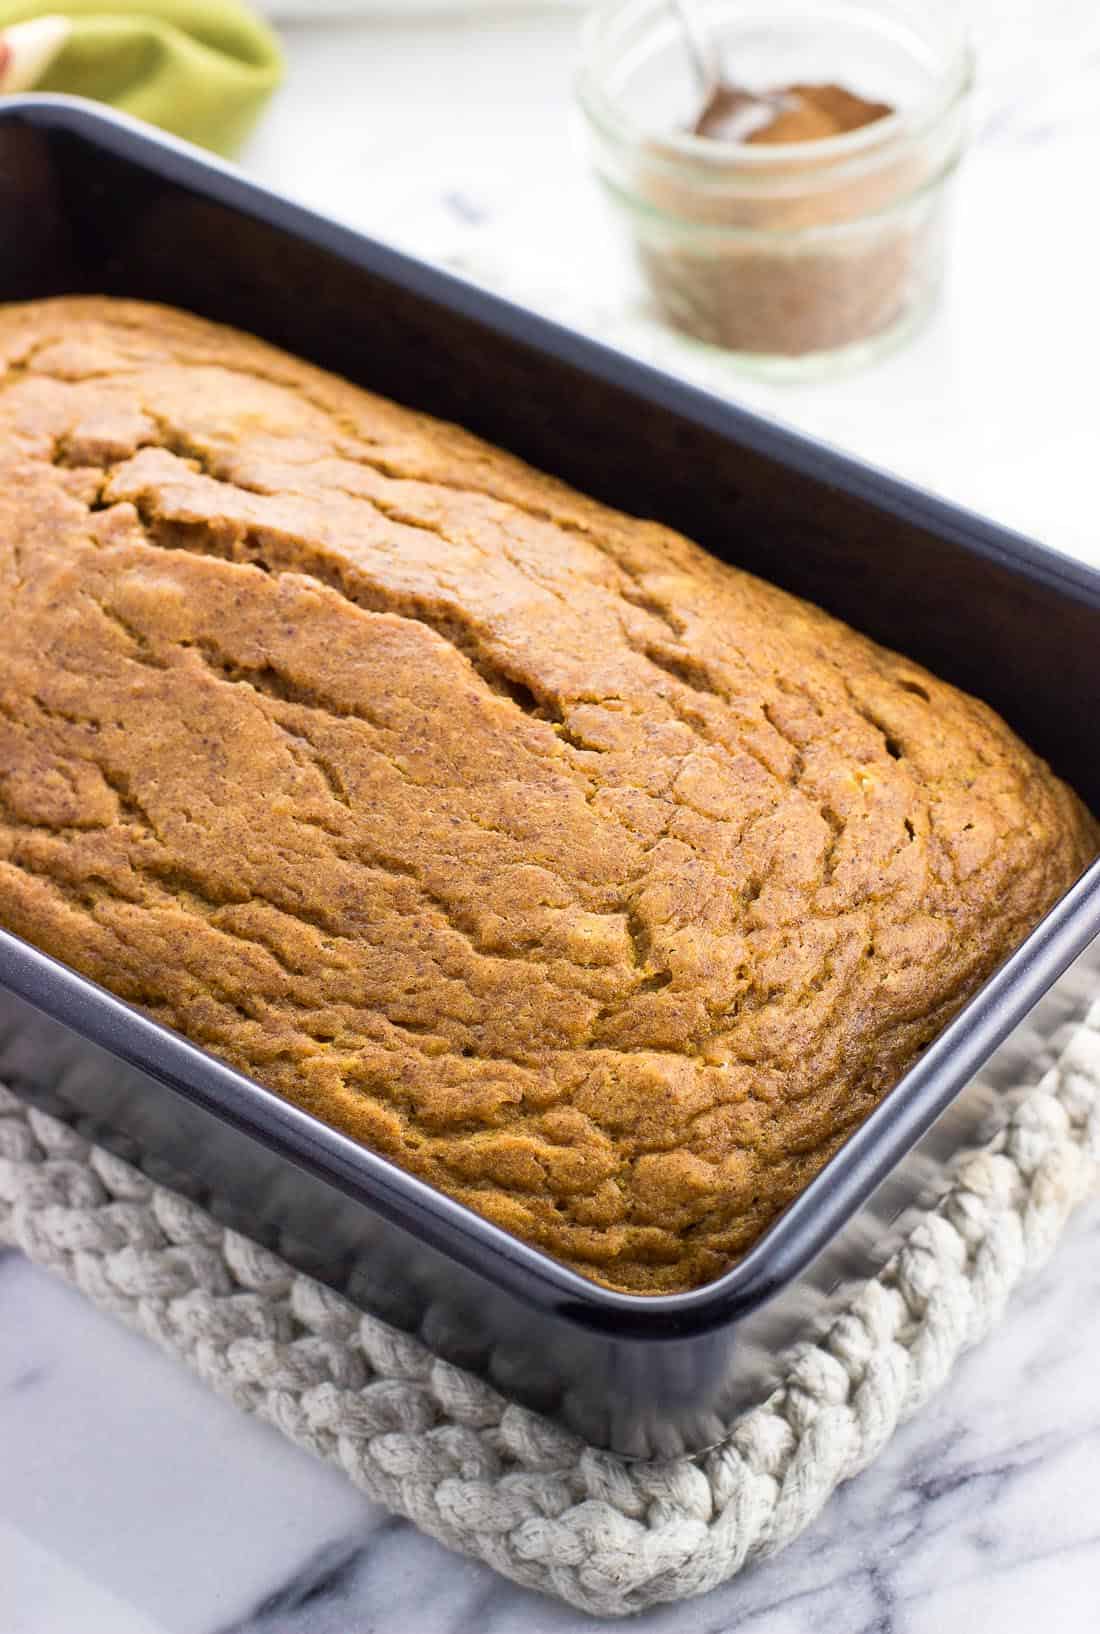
[{"left": 576, "top": 0, "right": 974, "bottom": 376}]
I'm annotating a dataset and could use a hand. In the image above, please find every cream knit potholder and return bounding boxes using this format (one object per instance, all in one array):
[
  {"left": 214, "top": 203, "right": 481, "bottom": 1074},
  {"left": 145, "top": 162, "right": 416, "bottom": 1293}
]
[{"left": 1, "top": 971, "right": 1099, "bottom": 1616}]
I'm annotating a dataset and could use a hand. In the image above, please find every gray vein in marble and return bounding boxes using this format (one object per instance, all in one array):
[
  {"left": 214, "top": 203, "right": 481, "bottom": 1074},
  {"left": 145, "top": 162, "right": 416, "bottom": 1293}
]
[
  {"left": 4, "top": 1363, "right": 48, "bottom": 1395},
  {"left": 442, "top": 190, "right": 489, "bottom": 226},
  {"left": 216, "top": 1535, "right": 374, "bottom": 1633}
]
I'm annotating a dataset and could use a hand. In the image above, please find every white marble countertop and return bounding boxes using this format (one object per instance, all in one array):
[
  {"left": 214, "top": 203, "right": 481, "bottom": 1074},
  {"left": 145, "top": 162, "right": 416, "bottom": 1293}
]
[{"left": 6, "top": 8, "right": 1100, "bottom": 1631}]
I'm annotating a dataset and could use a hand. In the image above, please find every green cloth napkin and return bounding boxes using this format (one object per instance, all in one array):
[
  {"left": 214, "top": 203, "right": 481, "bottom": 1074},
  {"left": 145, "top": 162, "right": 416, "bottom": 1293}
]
[{"left": 0, "top": 2, "right": 283, "bottom": 154}]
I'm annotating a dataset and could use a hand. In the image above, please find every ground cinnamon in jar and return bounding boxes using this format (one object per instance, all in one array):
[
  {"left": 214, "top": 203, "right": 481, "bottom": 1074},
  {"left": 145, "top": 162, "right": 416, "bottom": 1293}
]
[
  {"left": 633, "top": 81, "right": 928, "bottom": 360},
  {"left": 696, "top": 82, "right": 892, "bottom": 145}
]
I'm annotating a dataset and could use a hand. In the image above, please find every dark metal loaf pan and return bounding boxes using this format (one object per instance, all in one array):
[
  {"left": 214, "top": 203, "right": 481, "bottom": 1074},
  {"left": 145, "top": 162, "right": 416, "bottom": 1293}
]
[{"left": 2, "top": 96, "right": 1099, "bottom": 1458}]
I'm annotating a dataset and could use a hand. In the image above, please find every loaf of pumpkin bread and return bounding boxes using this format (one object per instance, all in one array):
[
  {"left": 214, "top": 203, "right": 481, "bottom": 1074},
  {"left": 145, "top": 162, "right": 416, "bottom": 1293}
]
[{"left": 0, "top": 297, "right": 1094, "bottom": 1293}]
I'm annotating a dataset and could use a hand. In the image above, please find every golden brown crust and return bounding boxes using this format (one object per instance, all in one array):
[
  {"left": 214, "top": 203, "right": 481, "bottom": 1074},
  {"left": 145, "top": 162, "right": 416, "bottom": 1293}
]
[{"left": 0, "top": 296, "right": 1095, "bottom": 1292}]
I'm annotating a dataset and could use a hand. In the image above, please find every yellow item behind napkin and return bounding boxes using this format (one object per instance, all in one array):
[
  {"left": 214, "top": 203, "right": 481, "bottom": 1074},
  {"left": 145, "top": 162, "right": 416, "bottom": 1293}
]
[{"left": 0, "top": 1, "right": 283, "bottom": 154}]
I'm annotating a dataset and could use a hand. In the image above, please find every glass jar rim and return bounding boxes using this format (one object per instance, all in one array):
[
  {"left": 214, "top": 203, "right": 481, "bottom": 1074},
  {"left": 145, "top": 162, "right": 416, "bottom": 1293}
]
[{"left": 576, "top": 0, "right": 975, "bottom": 176}]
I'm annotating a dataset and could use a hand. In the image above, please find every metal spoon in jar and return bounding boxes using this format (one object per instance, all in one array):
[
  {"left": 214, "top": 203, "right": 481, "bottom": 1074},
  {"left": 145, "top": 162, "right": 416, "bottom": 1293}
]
[{"left": 670, "top": 0, "right": 797, "bottom": 142}]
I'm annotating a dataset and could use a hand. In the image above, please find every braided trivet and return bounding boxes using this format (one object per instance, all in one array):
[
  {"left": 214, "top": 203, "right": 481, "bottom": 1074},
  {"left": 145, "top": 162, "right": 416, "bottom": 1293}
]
[{"left": 2, "top": 995, "right": 1099, "bottom": 1616}]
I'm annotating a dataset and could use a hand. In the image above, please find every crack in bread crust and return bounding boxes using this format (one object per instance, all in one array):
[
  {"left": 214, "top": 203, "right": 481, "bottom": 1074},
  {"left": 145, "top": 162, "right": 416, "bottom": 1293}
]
[{"left": 0, "top": 296, "right": 1096, "bottom": 1293}]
